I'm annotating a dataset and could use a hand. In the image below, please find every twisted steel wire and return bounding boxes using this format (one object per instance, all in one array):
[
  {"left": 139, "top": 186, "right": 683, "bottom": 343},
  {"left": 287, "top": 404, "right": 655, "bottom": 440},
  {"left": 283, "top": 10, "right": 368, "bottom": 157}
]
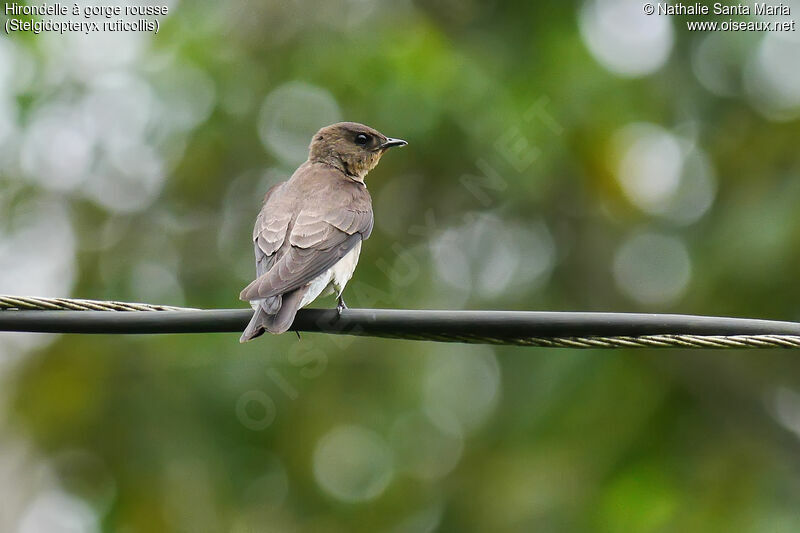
[
  {"left": 369, "top": 332, "right": 800, "bottom": 349},
  {"left": 0, "top": 295, "right": 190, "bottom": 312},
  {"left": 2, "top": 295, "right": 800, "bottom": 348}
]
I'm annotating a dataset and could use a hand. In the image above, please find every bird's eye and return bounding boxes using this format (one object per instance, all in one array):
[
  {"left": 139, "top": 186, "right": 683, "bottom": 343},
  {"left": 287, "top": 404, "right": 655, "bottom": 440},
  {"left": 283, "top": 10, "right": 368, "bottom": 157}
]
[{"left": 355, "top": 134, "right": 369, "bottom": 145}]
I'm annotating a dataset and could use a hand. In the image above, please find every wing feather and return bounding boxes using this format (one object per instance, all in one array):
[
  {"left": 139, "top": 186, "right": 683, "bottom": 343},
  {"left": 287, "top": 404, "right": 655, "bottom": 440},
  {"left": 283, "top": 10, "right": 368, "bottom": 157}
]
[
  {"left": 241, "top": 207, "right": 372, "bottom": 301},
  {"left": 240, "top": 165, "right": 373, "bottom": 303},
  {"left": 252, "top": 184, "right": 289, "bottom": 277}
]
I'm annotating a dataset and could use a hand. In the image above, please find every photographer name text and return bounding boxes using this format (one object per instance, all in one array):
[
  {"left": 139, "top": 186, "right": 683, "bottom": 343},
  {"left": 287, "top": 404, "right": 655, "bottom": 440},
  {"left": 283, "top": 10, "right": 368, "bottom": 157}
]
[{"left": 654, "top": 2, "right": 789, "bottom": 16}]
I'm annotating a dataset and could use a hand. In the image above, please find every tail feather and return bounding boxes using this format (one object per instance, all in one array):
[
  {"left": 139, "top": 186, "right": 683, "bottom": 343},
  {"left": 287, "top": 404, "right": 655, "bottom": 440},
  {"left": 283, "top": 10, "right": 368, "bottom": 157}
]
[
  {"left": 240, "top": 307, "right": 267, "bottom": 342},
  {"left": 239, "top": 287, "right": 308, "bottom": 342}
]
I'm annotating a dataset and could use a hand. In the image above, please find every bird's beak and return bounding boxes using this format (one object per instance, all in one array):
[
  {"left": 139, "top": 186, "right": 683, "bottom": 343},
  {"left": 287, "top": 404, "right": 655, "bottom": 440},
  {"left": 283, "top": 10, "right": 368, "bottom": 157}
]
[{"left": 380, "top": 137, "right": 408, "bottom": 150}]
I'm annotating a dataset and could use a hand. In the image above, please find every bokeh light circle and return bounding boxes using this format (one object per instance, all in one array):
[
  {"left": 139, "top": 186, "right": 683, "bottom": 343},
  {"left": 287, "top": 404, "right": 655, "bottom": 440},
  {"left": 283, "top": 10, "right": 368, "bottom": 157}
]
[
  {"left": 615, "top": 124, "right": 683, "bottom": 215},
  {"left": 579, "top": 0, "right": 674, "bottom": 77},
  {"left": 613, "top": 231, "right": 691, "bottom": 306},
  {"left": 613, "top": 123, "right": 716, "bottom": 224},
  {"left": 21, "top": 104, "right": 94, "bottom": 192},
  {"left": 692, "top": 33, "right": 752, "bottom": 97},
  {"left": 259, "top": 81, "right": 342, "bottom": 166},
  {"left": 745, "top": 33, "right": 800, "bottom": 121},
  {"left": 423, "top": 345, "right": 501, "bottom": 434},
  {"left": 313, "top": 425, "right": 394, "bottom": 503},
  {"left": 429, "top": 214, "right": 555, "bottom": 305},
  {"left": 18, "top": 489, "right": 99, "bottom": 533}
]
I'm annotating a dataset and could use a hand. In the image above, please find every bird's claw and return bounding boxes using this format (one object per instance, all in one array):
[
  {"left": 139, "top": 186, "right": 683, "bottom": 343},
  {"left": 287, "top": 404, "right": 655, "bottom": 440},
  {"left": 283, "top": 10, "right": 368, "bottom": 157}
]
[{"left": 336, "top": 296, "right": 348, "bottom": 317}]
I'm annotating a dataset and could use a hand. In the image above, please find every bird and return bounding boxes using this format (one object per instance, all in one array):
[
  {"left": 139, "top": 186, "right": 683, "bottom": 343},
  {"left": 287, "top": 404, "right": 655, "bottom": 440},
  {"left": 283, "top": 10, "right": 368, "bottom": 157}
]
[{"left": 238, "top": 122, "right": 407, "bottom": 342}]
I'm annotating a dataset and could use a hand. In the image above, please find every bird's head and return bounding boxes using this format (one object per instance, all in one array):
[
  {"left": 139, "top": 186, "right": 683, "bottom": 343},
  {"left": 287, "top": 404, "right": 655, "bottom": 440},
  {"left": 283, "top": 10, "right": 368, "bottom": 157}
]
[{"left": 309, "top": 122, "right": 407, "bottom": 181}]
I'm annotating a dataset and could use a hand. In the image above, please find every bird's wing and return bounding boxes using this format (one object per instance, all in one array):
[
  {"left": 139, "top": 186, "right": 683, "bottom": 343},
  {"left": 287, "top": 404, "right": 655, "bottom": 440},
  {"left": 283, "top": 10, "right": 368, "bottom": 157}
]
[
  {"left": 252, "top": 183, "right": 291, "bottom": 278},
  {"left": 240, "top": 205, "right": 373, "bottom": 302}
]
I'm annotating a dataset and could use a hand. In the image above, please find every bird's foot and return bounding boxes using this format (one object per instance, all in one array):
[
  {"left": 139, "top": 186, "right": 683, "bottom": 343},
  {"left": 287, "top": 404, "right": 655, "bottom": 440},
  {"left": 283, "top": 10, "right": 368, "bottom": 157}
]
[{"left": 336, "top": 296, "right": 348, "bottom": 317}]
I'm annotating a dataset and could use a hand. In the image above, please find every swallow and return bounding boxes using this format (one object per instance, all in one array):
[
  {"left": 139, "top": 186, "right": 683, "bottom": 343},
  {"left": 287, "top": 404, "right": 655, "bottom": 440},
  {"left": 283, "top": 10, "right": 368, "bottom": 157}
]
[{"left": 239, "top": 122, "right": 407, "bottom": 342}]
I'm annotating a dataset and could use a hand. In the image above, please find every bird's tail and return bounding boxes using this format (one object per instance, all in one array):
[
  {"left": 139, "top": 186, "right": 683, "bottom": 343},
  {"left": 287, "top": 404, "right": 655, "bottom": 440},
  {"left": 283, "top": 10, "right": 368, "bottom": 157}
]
[
  {"left": 240, "top": 306, "right": 268, "bottom": 342},
  {"left": 239, "top": 288, "right": 308, "bottom": 342}
]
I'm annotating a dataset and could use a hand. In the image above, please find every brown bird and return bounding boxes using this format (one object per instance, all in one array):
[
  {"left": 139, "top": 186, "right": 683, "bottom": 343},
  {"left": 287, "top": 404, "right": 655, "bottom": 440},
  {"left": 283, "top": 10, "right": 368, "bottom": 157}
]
[{"left": 239, "top": 122, "right": 407, "bottom": 342}]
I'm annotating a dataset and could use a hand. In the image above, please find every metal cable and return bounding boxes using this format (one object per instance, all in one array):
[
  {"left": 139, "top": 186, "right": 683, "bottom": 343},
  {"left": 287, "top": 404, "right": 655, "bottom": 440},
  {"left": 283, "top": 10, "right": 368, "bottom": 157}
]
[
  {"left": 370, "top": 333, "right": 800, "bottom": 349},
  {"left": 2, "top": 295, "right": 800, "bottom": 348},
  {"left": 0, "top": 295, "right": 190, "bottom": 312}
]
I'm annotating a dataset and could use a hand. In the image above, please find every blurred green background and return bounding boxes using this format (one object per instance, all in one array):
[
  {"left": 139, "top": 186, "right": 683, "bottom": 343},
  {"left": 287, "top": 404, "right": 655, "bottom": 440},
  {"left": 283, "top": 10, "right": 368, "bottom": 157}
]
[{"left": 2, "top": 0, "right": 800, "bottom": 531}]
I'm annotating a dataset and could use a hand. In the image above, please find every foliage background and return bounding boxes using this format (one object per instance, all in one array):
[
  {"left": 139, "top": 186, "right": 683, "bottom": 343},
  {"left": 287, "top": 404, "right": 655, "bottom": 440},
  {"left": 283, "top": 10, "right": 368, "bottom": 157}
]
[{"left": 2, "top": 0, "right": 800, "bottom": 531}]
